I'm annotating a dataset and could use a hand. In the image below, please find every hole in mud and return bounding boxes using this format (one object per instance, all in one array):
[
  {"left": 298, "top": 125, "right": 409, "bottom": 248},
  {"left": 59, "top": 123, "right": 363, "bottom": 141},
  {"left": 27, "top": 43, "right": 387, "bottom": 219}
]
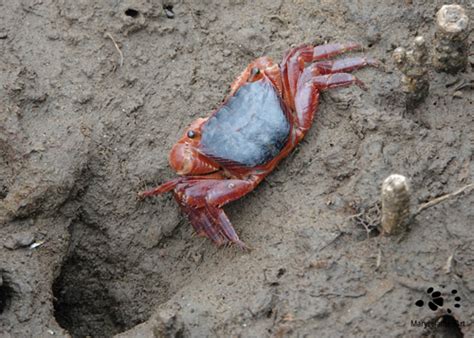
[
  {"left": 125, "top": 8, "right": 139, "bottom": 18},
  {"left": 424, "top": 315, "right": 463, "bottom": 338},
  {"left": 0, "top": 281, "right": 13, "bottom": 314},
  {"left": 52, "top": 222, "right": 157, "bottom": 337},
  {"left": 52, "top": 256, "right": 127, "bottom": 337}
]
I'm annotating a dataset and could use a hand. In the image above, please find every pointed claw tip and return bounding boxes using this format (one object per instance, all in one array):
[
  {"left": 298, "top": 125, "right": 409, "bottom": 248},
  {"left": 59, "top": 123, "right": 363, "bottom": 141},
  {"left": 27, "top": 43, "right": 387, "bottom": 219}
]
[
  {"left": 349, "top": 43, "right": 363, "bottom": 53},
  {"left": 235, "top": 240, "right": 252, "bottom": 251},
  {"left": 369, "top": 58, "right": 381, "bottom": 68}
]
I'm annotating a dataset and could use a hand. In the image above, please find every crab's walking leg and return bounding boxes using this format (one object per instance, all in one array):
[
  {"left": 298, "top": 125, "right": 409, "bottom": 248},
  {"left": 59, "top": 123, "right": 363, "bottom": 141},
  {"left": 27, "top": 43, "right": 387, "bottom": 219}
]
[
  {"left": 311, "top": 73, "right": 367, "bottom": 91},
  {"left": 311, "top": 57, "right": 379, "bottom": 75},
  {"left": 293, "top": 72, "right": 367, "bottom": 134},
  {"left": 138, "top": 178, "right": 183, "bottom": 198},
  {"left": 311, "top": 42, "right": 362, "bottom": 60},
  {"left": 175, "top": 178, "right": 257, "bottom": 248},
  {"left": 176, "top": 195, "right": 229, "bottom": 244},
  {"left": 138, "top": 174, "right": 224, "bottom": 198},
  {"left": 281, "top": 42, "right": 362, "bottom": 110},
  {"left": 205, "top": 205, "right": 249, "bottom": 249},
  {"left": 182, "top": 179, "right": 256, "bottom": 208}
]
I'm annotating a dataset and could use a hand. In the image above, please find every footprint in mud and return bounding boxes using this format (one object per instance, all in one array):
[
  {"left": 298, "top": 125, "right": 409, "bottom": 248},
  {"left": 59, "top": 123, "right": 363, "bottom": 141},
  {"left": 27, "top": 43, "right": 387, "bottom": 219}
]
[{"left": 415, "top": 286, "right": 462, "bottom": 313}]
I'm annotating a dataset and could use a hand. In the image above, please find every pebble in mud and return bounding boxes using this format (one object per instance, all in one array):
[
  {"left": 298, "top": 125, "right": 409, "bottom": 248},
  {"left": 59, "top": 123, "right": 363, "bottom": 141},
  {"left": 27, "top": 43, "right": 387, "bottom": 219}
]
[
  {"left": 381, "top": 174, "right": 411, "bottom": 235},
  {"left": 393, "top": 36, "right": 429, "bottom": 110},
  {"left": 433, "top": 4, "right": 470, "bottom": 74},
  {"left": 163, "top": 5, "right": 175, "bottom": 19},
  {"left": 4, "top": 231, "right": 35, "bottom": 250}
]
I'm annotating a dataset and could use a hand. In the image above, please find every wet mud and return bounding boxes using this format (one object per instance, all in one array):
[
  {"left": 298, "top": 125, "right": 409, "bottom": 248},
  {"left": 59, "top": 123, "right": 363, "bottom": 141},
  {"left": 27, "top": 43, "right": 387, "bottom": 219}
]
[{"left": 0, "top": 1, "right": 472, "bottom": 337}]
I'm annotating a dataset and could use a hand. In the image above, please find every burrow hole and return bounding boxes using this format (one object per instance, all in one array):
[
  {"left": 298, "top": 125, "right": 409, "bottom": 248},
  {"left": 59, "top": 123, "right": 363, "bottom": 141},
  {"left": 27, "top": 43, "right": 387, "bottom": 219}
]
[
  {"left": 52, "top": 222, "right": 155, "bottom": 337},
  {"left": 125, "top": 8, "right": 139, "bottom": 18}
]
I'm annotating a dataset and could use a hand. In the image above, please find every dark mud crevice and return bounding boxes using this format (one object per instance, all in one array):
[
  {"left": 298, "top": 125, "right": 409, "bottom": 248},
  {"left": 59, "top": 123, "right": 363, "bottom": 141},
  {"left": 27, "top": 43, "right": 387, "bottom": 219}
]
[
  {"left": 0, "top": 279, "right": 14, "bottom": 314},
  {"left": 0, "top": 186, "right": 8, "bottom": 200},
  {"left": 52, "top": 220, "right": 151, "bottom": 337}
]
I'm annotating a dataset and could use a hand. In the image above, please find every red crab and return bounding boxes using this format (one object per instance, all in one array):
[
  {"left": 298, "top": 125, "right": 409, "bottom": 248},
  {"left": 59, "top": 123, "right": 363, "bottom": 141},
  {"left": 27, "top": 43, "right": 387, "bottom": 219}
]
[{"left": 140, "top": 42, "right": 377, "bottom": 249}]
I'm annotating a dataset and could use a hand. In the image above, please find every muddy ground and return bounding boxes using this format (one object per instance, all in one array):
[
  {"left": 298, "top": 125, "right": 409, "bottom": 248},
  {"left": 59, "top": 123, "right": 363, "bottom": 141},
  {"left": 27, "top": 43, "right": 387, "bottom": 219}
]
[{"left": 0, "top": 0, "right": 473, "bottom": 337}]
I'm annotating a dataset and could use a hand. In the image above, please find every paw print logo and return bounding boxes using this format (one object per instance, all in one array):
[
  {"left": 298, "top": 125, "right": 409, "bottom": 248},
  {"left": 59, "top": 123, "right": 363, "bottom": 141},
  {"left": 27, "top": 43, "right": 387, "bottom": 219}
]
[{"left": 415, "top": 286, "right": 462, "bottom": 313}]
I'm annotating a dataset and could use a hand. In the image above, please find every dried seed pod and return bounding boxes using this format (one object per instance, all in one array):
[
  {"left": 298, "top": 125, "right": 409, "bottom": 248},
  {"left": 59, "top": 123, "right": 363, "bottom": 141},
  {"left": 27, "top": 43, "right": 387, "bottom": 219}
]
[
  {"left": 433, "top": 4, "right": 470, "bottom": 73},
  {"left": 381, "top": 174, "right": 411, "bottom": 235},
  {"left": 393, "top": 36, "right": 429, "bottom": 109}
]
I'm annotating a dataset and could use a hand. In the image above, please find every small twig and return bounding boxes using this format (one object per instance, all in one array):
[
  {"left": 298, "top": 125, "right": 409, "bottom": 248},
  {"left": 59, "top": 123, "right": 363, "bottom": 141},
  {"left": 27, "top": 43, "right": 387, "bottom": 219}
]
[
  {"left": 416, "top": 183, "right": 473, "bottom": 215},
  {"left": 347, "top": 212, "right": 363, "bottom": 220},
  {"left": 394, "top": 276, "right": 427, "bottom": 292},
  {"left": 453, "top": 78, "right": 474, "bottom": 91},
  {"left": 375, "top": 249, "right": 382, "bottom": 270},
  {"left": 317, "top": 231, "right": 343, "bottom": 252},
  {"left": 444, "top": 253, "right": 454, "bottom": 274},
  {"left": 310, "top": 290, "right": 366, "bottom": 298},
  {"left": 105, "top": 32, "right": 124, "bottom": 68}
]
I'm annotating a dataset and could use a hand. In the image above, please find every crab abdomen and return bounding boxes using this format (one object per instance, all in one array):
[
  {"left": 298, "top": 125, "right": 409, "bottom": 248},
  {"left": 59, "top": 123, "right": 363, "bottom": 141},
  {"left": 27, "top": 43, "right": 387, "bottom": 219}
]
[{"left": 200, "top": 80, "right": 290, "bottom": 167}]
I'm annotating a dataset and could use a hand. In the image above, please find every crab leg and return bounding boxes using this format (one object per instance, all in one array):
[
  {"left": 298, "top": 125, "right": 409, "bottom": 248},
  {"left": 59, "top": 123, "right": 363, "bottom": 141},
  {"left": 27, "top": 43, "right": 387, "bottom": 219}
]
[
  {"left": 138, "top": 178, "right": 183, "bottom": 198},
  {"left": 176, "top": 196, "right": 227, "bottom": 245},
  {"left": 178, "top": 201, "right": 206, "bottom": 237},
  {"left": 177, "top": 194, "right": 248, "bottom": 248},
  {"left": 174, "top": 178, "right": 257, "bottom": 248},
  {"left": 200, "top": 207, "right": 228, "bottom": 245},
  {"left": 141, "top": 176, "right": 256, "bottom": 247},
  {"left": 310, "top": 73, "right": 367, "bottom": 91},
  {"left": 311, "top": 57, "right": 379, "bottom": 75},
  {"left": 205, "top": 205, "right": 248, "bottom": 249},
  {"left": 311, "top": 42, "right": 362, "bottom": 60},
  {"left": 180, "top": 179, "right": 256, "bottom": 208},
  {"left": 138, "top": 173, "right": 224, "bottom": 198},
  {"left": 281, "top": 42, "right": 362, "bottom": 111},
  {"left": 293, "top": 72, "right": 366, "bottom": 134}
]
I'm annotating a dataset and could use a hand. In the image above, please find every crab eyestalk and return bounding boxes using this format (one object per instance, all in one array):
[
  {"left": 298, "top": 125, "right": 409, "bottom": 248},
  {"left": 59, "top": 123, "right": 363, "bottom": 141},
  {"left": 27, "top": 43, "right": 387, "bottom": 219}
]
[
  {"left": 393, "top": 36, "right": 429, "bottom": 109},
  {"left": 381, "top": 174, "right": 411, "bottom": 235},
  {"left": 433, "top": 4, "right": 469, "bottom": 74}
]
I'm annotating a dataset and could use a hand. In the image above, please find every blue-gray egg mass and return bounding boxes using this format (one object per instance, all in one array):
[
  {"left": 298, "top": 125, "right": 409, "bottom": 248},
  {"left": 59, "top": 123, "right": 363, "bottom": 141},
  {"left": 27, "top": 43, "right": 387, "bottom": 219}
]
[{"left": 200, "top": 80, "right": 290, "bottom": 167}]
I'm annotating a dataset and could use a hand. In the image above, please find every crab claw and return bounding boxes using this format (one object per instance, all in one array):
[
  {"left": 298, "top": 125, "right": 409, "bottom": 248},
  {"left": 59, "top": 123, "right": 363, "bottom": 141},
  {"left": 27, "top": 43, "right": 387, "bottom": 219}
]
[{"left": 169, "top": 143, "right": 219, "bottom": 175}]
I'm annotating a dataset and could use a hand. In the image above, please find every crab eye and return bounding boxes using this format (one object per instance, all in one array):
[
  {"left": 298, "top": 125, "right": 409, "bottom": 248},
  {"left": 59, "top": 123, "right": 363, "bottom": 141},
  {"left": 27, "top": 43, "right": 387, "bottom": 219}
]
[
  {"left": 251, "top": 67, "right": 260, "bottom": 76},
  {"left": 187, "top": 130, "right": 196, "bottom": 138}
]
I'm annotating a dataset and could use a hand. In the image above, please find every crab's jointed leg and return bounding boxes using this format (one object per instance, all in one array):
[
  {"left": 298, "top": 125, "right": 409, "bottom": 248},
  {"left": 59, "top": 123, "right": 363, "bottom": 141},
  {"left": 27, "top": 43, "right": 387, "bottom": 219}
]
[
  {"left": 138, "top": 173, "right": 225, "bottom": 198},
  {"left": 281, "top": 42, "right": 362, "bottom": 109},
  {"left": 310, "top": 73, "right": 368, "bottom": 91},
  {"left": 292, "top": 71, "right": 368, "bottom": 135},
  {"left": 311, "top": 42, "right": 362, "bottom": 60},
  {"left": 172, "top": 178, "right": 258, "bottom": 249},
  {"left": 311, "top": 57, "right": 379, "bottom": 75},
  {"left": 280, "top": 43, "right": 376, "bottom": 136}
]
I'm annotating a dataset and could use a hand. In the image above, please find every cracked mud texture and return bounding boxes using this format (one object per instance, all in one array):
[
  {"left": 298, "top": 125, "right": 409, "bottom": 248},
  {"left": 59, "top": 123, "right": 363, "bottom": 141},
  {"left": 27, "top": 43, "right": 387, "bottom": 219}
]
[{"left": 0, "top": 0, "right": 472, "bottom": 337}]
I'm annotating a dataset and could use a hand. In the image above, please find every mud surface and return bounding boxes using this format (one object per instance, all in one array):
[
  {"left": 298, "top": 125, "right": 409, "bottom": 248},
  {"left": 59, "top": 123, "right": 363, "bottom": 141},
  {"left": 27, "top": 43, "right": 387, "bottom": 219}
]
[{"left": 0, "top": 1, "right": 473, "bottom": 337}]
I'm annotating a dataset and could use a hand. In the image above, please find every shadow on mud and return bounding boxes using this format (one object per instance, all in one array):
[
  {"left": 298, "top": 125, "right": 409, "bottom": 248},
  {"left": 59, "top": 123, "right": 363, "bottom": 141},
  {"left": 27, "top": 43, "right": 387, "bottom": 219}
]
[{"left": 0, "top": 277, "right": 14, "bottom": 314}]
